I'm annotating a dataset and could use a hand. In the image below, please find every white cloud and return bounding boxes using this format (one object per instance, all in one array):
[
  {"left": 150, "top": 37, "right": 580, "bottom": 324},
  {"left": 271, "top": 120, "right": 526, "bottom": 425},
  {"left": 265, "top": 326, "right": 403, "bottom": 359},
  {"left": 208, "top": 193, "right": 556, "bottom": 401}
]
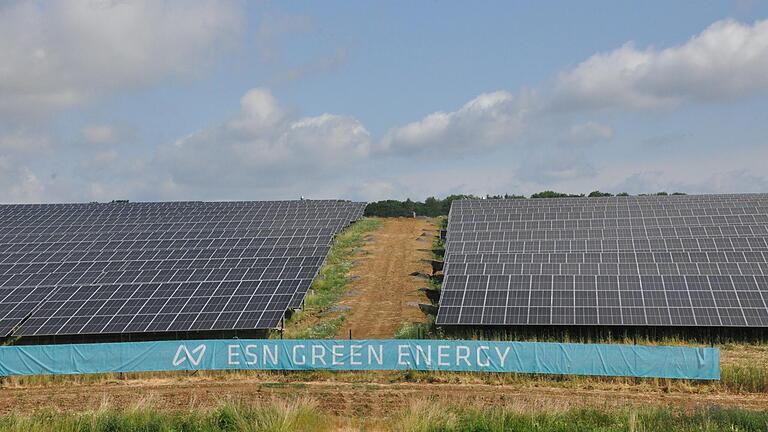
[
  {"left": 608, "top": 169, "right": 768, "bottom": 196},
  {"left": 353, "top": 181, "right": 398, "bottom": 201},
  {"left": 379, "top": 90, "right": 537, "bottom": 154},
  {"left": 2, "top": 15, "right": 768, "bottom": 204},
  {"left": 0, "top": 130, "right": 50, "bottom": 153},
  {"left": 0, "top": 0, "right": 243, "bottom": 114},
  {"left": 566, "top": 121, "right": 614, "bottom": 144},
  {"left": 0, "top": 157, "right": 45, "bottom": 203},
  {"left": 158, "top": 88, "right": 371, "bottom": 188},
  {"left": 582, "top": 142, "right": 768, "bottom": 195},
  {"left": 81, "top": 125, "right": 118, "bottom": 145},
  {"left": 554, "top": 19, "right": 768, "bottom": 110},
  {"left": 79, "top": 149, "right": 120, "bottom": 170},
  {"left": 378, "top": 19, "right": 768, "bottom": 159}
]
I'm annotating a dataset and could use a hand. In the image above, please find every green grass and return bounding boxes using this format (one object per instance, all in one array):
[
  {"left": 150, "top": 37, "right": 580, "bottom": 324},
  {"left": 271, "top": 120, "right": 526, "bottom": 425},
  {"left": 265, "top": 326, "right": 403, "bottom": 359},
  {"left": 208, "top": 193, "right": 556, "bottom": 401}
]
[
  {"left": 392, "top": 402, "right": 768, "bottom": 432},
  {"left": 1, "top": 401, "right": 767, "bottom": 431},
  {"left": 0, "top": 399, "right": 329, "bottom": 432},
  {"left": 394, "top": 317, "right": 442, "bottom": 339},
  {"left": 721, "top": 364, "right": 768, "bottom": 393},
  {"left": 431, "top": 216, "right": 446, "bottom": 262},
  {"left": 436, "top": 216, "right": 448, "bottom": 231},
  {"left": 281, "top": 218, "right": 382, "bottom": 339},
  {"left": 284, "top": 316, "right": 346, "bottom": 340},
  {"left": 431, "top": 238, "right": 445, "bottom": 262}
]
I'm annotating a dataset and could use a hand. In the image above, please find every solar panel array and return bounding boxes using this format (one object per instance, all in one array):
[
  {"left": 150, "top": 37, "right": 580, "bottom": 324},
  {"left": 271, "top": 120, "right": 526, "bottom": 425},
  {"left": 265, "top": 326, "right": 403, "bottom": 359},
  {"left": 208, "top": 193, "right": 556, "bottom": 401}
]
[
  {"left": 0, "top": 200, "right": 365, "bottom": 337},
  {"left": 437, "top": 194, "right": 768, "bottom": 327}
]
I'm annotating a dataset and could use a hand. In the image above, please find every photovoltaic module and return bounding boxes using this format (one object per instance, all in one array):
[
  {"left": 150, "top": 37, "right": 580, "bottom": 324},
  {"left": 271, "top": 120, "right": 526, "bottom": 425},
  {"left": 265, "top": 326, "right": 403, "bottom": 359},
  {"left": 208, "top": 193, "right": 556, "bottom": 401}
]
[
  {"left": 0, "top": 200, "right": 365, "bottom": 337},
  {"left": 437, "top": 194, "right": 768, "bottom": 327}
]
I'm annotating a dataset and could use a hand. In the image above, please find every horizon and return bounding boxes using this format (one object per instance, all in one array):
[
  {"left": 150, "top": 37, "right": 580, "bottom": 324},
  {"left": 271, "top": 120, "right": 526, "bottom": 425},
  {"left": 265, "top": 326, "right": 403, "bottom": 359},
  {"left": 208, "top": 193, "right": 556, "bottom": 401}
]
[{"left": 1, "top": 190, "right": 764, "bottom": 206}]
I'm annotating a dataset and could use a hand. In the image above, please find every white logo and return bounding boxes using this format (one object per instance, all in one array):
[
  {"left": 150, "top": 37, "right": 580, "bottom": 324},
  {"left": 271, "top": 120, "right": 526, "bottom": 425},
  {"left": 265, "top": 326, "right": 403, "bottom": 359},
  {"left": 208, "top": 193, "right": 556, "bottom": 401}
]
[{"left": 172, "top": 344, "right": 207, "bottom": 366}]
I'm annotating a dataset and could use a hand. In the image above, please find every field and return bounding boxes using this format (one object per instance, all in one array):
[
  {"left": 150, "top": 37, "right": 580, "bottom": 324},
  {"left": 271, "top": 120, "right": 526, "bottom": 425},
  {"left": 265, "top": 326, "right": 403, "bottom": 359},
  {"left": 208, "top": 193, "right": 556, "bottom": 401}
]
[
  {"left": 1, "top": 217, "right": 767, "bottom": 430},
  {"left": 1, "top": 399, "right": 768, "bottom": 431}
]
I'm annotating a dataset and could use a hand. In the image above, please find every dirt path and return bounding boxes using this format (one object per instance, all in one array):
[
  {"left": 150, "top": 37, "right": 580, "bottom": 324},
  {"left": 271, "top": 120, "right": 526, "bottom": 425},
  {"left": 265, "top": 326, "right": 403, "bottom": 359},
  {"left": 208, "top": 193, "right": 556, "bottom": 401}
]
[
  {"left": 335, "top": 217, "right": 435, "bottom": 339},
  {"left": 2, "top": 379, "right": 767, "bottom": 419}
]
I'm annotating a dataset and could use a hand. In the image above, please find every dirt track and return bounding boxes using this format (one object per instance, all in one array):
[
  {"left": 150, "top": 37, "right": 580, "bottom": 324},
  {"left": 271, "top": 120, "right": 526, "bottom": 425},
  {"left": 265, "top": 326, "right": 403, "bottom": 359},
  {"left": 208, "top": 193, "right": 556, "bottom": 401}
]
[{"left": 335, "top": 217, "right": 434, "bottom": 339}]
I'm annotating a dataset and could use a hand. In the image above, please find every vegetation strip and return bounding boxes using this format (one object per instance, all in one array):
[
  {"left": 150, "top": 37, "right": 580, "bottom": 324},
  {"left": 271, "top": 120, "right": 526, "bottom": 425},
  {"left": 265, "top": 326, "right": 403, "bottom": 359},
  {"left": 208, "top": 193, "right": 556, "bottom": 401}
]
[
  {"left": 0, "top": 399, "right": 766, "bottom": 431},
  {"left": 280, "top": 218, "right": 381, "bottom": 339}
]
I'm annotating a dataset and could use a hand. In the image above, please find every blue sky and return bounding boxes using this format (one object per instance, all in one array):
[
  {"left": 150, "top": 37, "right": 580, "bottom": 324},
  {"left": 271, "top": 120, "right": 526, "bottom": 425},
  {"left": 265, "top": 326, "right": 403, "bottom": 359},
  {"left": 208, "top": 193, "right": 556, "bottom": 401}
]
[{"left": 1, "top": 0, "right": 768, "bottom": 203}]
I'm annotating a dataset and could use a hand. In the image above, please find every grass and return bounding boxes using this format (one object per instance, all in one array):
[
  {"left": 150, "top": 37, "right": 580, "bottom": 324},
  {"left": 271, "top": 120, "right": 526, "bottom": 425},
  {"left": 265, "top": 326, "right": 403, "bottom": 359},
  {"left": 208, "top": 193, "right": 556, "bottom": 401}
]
[
  {"left": 391, "top": 401, "right": 768, "bottom": 432},
  {"left": 394, "top": 317, "right": 442, "bottom": 339},
  {"left": 0, "top": 398, "right": 329, "bottom": 432},
  {"left": 3, "top": 362, "right": 766, "bottom": 396},
  {"left": 280, "top": 217, "right": 382, "bottom": 339},
  {"left": 284, "top": 316, "right": 346, "bottom": 340},
  {"left": 1, "top": 399, "right": 767, "bottom": 431},
  {"left": 721, "top": 365, "right": 768, "bottom": 393},
  {"left": 431, "top": 216, "right": 446, "bottom": 263}
]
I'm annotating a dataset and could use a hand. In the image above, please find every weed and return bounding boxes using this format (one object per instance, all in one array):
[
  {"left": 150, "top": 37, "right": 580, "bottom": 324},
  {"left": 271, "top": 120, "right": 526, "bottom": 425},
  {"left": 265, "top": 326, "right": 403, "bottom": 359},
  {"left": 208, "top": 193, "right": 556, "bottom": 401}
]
[{"left": 389, "top": 403, "right": 768, "bottom": 432}]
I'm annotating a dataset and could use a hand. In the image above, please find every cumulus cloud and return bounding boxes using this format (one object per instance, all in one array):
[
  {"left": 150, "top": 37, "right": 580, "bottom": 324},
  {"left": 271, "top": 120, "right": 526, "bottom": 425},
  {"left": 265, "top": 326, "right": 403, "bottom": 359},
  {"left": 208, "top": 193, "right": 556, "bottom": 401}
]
[
  {"left": 158, "top": 88, "right": 371, "bottom": 188},
  {"left": 379, "top": 90, "right": 537, "bottom": 154},
  {"left": 553, "top": 19, "right": 768, "bottom": 110},
  {"left": 0, "top": 0, "right": 242, "bottom": 114},
  {"left": 2, "top": 15, "right": 767, "bottom": 204},
  {"left": 379, "top": 18, "right": 768, "bottom": 158}
]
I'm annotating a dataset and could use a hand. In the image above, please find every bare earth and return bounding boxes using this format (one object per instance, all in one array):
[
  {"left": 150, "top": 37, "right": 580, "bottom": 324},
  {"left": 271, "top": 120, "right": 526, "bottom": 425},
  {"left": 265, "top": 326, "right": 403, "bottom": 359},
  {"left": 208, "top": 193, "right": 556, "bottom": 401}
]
[{"left": 335, "top": 217, "right": 433, "bottom": 339}]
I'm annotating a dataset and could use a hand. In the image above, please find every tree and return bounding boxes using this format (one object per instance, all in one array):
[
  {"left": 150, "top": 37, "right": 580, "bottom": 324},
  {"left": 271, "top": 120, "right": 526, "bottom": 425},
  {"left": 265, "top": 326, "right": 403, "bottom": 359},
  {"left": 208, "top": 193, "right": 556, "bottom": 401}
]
[
  {"left": 530, "top": 190, "right": 583, "bottom": 199},
  {"left": 363, "top": 190, "right": 689, "bottom": 216}
]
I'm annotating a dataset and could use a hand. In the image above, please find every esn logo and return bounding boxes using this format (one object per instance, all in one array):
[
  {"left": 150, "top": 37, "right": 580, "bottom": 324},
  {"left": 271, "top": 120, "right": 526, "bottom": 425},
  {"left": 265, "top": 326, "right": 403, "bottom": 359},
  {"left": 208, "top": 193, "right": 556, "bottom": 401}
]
[{"left": 172, "top": 344, "right": 207, "bottom": 367}]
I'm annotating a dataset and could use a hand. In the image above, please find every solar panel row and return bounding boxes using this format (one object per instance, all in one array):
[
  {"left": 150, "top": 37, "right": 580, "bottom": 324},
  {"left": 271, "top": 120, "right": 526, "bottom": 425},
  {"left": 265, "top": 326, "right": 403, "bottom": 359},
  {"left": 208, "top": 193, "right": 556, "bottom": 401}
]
[
  {"left": 0, "top": 200, "right": 365, "bottom": 337},
  {"left": 437, "top": 194, "right": 768, "bottom": 328}
]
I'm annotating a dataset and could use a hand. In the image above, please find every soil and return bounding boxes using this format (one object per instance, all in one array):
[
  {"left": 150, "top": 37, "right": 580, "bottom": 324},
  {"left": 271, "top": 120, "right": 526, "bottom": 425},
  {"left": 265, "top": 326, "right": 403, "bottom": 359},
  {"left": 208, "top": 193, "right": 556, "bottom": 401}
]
[
  {"left": 335, "top": 217, "right": 435, "bottom": 339},
  {"left": 1, "top": 378, "right": 767, "bottom": 421}
]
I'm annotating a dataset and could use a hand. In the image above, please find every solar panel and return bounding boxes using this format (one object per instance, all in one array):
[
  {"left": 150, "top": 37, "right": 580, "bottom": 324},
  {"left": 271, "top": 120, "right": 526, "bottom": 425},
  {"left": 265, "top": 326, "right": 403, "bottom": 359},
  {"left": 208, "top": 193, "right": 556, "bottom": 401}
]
[
  {"left": 436, "top": 194, "right": 768, "bottom": 327},
  {"left": 0, "top": 200, "right": 365, "bottom": 337}
]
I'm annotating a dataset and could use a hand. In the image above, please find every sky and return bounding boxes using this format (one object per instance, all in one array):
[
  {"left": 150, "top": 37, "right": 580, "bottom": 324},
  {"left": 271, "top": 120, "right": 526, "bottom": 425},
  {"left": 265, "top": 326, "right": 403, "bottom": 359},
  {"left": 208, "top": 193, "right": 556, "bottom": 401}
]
[{"left": 1, "top": 0, "right": 768, "bottom": 203}]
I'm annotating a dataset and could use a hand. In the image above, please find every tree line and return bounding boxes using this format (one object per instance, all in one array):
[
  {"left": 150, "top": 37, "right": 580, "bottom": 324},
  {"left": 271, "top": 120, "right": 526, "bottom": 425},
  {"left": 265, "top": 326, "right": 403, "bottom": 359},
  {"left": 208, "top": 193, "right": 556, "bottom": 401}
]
[{"left": 363, "top": 191, "right": 687, "bottom": 217}]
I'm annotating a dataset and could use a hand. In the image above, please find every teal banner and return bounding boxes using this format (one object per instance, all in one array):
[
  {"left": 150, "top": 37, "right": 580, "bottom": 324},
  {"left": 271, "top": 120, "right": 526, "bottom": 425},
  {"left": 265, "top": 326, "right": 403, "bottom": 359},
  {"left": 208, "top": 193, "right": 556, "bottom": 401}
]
[{"left": 0, "top": 339, "right": 719, "bottom": 380}]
